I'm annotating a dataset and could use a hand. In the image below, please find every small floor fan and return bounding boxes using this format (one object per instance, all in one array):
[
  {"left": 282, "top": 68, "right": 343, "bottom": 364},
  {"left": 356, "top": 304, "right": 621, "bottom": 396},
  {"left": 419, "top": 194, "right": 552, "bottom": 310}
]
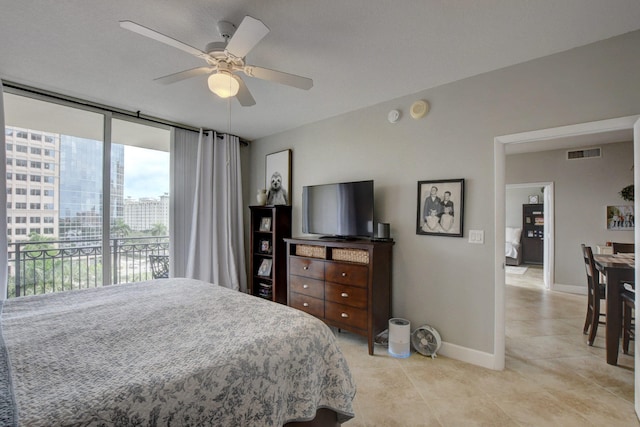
[{"left": 411, "top": 325, "right": 442, "bottom": 359}]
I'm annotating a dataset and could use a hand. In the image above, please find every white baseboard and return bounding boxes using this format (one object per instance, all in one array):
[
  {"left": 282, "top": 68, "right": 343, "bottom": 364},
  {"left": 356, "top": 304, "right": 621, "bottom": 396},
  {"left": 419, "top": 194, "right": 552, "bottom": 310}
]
[
  {"left": 439, "top": 341, "right": 501, "bottom": 370},
  {"left": 551, "top": 282, "right": 585, "bottom": 295}
]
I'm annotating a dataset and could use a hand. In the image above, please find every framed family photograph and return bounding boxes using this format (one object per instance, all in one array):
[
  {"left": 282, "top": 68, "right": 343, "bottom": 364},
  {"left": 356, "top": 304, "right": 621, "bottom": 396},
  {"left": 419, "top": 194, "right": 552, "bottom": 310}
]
[
  {"left": 606, "top": 205, "right": 634, "bottom": 230},
  {"left": 416, "top": 178, "right": 465, "bottom": 237},
  {"left": 259, "top": 239, "right": 272, "bottom": 254},
  {"left": 265, "top": 149, "right": 291, "bottom": 206}
]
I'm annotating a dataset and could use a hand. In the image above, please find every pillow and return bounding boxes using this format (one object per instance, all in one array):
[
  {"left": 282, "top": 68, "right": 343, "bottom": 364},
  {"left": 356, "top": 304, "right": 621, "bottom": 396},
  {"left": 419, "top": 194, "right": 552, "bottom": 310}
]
[{"left": 506, "top": 227, "right": 522, "bottom": 245}]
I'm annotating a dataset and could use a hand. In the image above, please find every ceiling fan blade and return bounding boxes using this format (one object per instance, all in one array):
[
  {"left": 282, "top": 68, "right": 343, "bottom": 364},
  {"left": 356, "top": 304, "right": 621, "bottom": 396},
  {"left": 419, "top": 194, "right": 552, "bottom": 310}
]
[
  {"left": 154, "top": 67, "right": 214, "bottom": 85},
  {"left": 232, "top": 75, "right": 256, "bottom": 106},
  {"left": 225, "top": 16, "right": 269, "bottom": 59},
  {"left": 119, "top": 20, "right": 209, "bottom": 60},
  {"left": 243, "top": 65, "right": 313, "bottom": 90}
]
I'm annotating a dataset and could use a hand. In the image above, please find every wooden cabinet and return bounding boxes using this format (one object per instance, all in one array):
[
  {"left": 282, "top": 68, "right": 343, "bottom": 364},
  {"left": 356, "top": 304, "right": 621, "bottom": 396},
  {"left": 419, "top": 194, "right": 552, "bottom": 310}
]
[
  {"left": 284, "top": 237, "right": 394, "bottom": 355},
  {"left": 522, "top": 204, "right": 543, "bottom": 265},
  {"left": 249, "top": 205, "right": 291, "bottom": 304}
]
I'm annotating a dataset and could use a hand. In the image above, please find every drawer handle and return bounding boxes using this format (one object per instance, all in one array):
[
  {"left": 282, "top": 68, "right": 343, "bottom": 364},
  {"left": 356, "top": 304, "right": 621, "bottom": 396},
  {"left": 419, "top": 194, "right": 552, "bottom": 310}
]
[
  {"left": 303, "top": 302, "right": 309, "bottom": 307},
  {"left": 341, "top": 292, "right": 349, "bottom": 298},
  {"left": 341, "top": 272, "right": 347, "bottom": 277},
  {"left": 341, "top": 313, "right": 349, "bottom": 318},
  {"left": 303, "top": 284, "right": 309, "bottom": 289}
]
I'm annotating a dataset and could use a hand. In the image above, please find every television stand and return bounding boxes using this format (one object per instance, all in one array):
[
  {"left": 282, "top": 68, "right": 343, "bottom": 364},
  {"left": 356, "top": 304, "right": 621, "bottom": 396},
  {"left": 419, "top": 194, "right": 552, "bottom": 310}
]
[{"left": 284, "top": 236, "right": 394, "bottom": 355}]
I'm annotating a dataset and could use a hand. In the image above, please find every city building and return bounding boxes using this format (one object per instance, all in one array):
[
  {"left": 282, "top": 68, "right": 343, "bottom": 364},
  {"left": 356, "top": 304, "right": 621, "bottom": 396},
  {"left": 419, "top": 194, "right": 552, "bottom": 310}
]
[{"left": 124, "top": 194, "right": 169, "bottom": 232}]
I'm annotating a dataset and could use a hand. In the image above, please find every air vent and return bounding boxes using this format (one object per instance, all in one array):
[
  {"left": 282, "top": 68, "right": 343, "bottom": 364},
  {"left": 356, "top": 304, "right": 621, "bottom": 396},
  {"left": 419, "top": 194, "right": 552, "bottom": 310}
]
[{"left": 567, "top": 147, "right": 601, "bottom": 160}]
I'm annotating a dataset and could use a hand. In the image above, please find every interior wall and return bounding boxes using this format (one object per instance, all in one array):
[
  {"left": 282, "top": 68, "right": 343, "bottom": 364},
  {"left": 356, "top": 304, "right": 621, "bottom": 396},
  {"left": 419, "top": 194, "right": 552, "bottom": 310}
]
[
  {"left": 506, "top": 141, "right": 634, "bottom": 287},
  {"left": 506, "top": 187, "right": 544, "bottom": 228},
  {"left": 246, "top": 30, "right": 640, "bottom": 359}
]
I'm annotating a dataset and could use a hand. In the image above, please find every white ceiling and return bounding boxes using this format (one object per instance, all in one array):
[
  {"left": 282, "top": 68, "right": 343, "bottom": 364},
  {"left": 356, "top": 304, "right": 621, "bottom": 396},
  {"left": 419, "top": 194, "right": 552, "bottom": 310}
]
[{"left": 2, "top": 1, "right": 640, "bottom": 141}]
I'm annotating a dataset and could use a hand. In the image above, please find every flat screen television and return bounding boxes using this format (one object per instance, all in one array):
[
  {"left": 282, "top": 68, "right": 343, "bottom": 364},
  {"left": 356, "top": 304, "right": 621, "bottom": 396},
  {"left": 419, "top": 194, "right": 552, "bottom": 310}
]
[{"left": 302, "top": 180, "right": 374, "bottom": 239}]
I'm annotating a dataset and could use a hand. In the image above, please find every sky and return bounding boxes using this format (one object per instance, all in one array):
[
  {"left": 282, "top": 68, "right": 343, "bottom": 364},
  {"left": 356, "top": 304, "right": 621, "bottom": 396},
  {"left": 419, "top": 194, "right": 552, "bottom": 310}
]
[{"left": 123, "top": 145, "right": 170, "bottom": 199}]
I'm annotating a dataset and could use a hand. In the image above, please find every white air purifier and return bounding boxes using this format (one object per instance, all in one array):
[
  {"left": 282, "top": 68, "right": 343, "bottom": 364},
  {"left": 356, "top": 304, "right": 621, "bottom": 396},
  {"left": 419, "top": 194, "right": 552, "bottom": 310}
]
[{"left": 388, "top": 318, "right": 411, "bottom": 358}]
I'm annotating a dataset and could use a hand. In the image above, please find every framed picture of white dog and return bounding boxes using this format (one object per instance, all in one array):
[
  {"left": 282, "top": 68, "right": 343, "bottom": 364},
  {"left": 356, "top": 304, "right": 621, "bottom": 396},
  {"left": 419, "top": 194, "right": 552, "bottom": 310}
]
[
  {"left": 416, "top": 178, "right": 465, "bottom": 237},
  {"left": 265, "top": 149, "right": 291, "bottom": 205}
]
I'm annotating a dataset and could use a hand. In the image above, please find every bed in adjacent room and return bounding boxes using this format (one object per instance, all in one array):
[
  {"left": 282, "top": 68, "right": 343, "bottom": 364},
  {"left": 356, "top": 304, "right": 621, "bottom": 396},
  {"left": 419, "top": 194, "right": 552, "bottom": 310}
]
[
  {"left": 505, "top": 227, "right": 523, "bottom": 266},
  {"left": 0, "top": 278, "right": 355, "bottom": 427}
]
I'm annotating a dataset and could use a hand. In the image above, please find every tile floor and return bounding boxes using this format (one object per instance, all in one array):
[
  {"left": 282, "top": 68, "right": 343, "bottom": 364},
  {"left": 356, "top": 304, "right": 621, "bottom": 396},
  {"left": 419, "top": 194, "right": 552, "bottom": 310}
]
[{"left": 336, "top": 265, "right": 638, "bottom": 426}]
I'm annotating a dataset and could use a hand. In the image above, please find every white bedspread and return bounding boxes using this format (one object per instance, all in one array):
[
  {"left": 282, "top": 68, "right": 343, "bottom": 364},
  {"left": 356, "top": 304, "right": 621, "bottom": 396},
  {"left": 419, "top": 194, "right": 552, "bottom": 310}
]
[
  {"left": 0, "top": 278, "right": 355, "bottom": 426},
  {"left": 505, "top": 242, "right": 520, "bottom": 259}
]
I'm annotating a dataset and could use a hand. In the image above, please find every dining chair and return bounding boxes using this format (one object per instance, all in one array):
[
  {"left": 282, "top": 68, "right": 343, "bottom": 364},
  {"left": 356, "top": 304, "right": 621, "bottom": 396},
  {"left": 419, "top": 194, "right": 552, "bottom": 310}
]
[
  {"left": 581, "top": 244, "right": 606, "bottom": 345},
  {"left": 612, "top": 242, "right": 635, "bottom": 254},
  {"left": 149, "top": 255, "right": 169, "bottom": 279},
  {"left": 621, "top": 283, "right": 635, "bottom": 354}
]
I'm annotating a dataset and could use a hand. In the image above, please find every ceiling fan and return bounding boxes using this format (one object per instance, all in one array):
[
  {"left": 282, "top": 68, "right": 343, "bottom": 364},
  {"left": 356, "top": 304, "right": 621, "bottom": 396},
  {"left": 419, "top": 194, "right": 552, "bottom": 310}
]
[{"left": 119, "top": 16, "right": 313, "bottom": 106}]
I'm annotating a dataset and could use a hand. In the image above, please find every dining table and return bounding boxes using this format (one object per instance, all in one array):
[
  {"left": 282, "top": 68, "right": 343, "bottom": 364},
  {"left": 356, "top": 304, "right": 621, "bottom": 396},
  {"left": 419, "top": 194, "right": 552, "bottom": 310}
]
[{"left": 593, "top": 253, "right": 635, "bottom": 365}]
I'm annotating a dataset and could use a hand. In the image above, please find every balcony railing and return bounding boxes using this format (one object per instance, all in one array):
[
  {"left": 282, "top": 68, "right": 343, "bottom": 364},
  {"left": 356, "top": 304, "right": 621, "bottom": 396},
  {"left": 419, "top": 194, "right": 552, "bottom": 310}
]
[{"left": 7, "top": 236, "right": 169, "bottom": 299}]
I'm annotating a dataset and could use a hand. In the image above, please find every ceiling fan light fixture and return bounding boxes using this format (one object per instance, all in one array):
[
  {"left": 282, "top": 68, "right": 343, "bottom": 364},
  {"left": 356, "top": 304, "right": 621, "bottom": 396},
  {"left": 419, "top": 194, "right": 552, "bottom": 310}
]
[{"left": 208, "top": 72, "right": 240, "bottom": 98}]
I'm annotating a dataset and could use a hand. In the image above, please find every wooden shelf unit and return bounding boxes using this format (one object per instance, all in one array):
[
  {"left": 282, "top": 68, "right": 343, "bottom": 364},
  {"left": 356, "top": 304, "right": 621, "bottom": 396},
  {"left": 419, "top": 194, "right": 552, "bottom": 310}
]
[
  {"left": 284, "top": 237, "right": 394, "bottom": 355},
  {"left": 522, "top": 203, "right": 543, "bottom": 265},
  {"left": 249, "top": 205, "right": 292, "bottom": 304}
]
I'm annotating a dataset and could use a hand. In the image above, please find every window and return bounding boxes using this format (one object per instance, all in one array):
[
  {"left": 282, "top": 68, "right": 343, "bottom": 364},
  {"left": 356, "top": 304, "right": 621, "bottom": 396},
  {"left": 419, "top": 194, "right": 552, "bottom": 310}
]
[
  {"left": 5, "top": 128, "right": 13, "bottom": 137},
  {"left": 15, "top": 217, "right": 27, "bottom": 223},
  {"left": 6, "top": 173, "right": 11, "bottom": 180},
  {"left": 6, "top": 188, "right": 11, "bottom": 195},
  {"left": 4, "top": 91, "right": 170, "bottom": 293},
  {"left": 6, "top": 218, "right": 10, "bottom": 224},
  {"left": 6, "top": 158, "right": 12, "bottom": 166},
  {"left": 6, "top": 143, "right": 12, "bottom": 151}
]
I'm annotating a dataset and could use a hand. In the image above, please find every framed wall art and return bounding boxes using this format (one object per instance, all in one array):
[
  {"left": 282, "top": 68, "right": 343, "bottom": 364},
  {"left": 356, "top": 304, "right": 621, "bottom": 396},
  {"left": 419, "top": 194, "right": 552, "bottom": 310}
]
[
  {"left": 265, "top": 149, "right": 291, "bottom": 205},
  {"left": 416, "top": 178, "right": 465, "bottom": 237},
  {"left": 606, "top": 205, "right": 634, "bottom": 230}
]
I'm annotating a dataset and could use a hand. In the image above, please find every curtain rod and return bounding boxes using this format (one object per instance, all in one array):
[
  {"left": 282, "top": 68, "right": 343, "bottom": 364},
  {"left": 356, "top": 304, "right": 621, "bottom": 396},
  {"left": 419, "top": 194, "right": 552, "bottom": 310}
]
[{"left": 2, "top": 80, "right": 250, "bottom": 145}]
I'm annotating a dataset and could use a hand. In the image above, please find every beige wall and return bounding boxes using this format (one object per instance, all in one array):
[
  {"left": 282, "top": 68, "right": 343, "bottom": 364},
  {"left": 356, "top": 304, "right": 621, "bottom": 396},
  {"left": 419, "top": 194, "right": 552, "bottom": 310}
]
[
  {"left": 246, "top": 30, "right": 640, "bottom": 359},
  {"left": 507, "top": 141, "right": 634, "bottom": 288}
]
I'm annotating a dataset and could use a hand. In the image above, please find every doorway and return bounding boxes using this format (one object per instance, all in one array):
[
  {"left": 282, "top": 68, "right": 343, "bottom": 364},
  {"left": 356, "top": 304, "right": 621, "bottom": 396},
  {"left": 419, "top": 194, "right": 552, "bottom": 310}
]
[{"left": 494, "top": 114, "right": 640, "bottom": 415}]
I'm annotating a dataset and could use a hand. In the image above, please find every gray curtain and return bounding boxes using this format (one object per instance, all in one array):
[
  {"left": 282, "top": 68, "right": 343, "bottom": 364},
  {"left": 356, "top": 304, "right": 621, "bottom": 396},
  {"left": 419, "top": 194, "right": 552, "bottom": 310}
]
[
  {"left": 0, "top": 81, "right": 7, "bottom": 300},
  {"left": 171, "top": 128, "right": 246, "bottom": 291}
]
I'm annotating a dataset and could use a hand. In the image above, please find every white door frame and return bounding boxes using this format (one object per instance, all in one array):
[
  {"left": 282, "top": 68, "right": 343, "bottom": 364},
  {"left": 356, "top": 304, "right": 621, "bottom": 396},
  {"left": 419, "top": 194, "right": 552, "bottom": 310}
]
[{"left": 493, "top": 115, "right": 640, "bottom": 375}]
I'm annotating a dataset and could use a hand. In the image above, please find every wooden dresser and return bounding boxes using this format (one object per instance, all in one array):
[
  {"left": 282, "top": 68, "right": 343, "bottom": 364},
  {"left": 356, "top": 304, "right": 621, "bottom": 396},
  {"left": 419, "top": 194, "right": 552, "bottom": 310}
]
[{"left": 284, "top": 237, "right": 394, "bottom": 355}]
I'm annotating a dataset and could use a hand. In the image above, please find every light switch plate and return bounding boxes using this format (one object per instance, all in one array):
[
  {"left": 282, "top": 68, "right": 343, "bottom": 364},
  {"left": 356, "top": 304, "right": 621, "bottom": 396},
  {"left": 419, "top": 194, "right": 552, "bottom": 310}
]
[{"left": 469, "top": 229, "right": 484, "bottom": 244}]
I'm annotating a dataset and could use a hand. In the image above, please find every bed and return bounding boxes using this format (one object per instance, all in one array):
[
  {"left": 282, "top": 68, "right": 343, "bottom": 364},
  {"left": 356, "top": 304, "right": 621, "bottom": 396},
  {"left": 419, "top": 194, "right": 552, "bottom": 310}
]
[
  {"left": 505, "top": 227, "right": 523, "bottom": 266},
  {"left": 0, "top": 278, "right": 355, "bottom": 427}
]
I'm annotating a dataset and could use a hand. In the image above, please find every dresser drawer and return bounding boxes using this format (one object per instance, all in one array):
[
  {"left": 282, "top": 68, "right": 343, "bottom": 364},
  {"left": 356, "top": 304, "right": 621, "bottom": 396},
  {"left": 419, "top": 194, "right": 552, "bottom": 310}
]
[
  {"left": 325, "top": 282, "right": 366, "bottom": 309},
  {"left": 290, "top": 257, "right": 325, "bottom": 279},
  {"left": 325, "top": 262, "right": 368, "bottom": 287},
  {"left": 289, "top": 292, "right": 324, "bottom": 318},
  {"left": 289, "top": 275, "right": 325, "bottom": 299},
  {"left": 325, "top": 301, "right": 367, "bottom": 330}
]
